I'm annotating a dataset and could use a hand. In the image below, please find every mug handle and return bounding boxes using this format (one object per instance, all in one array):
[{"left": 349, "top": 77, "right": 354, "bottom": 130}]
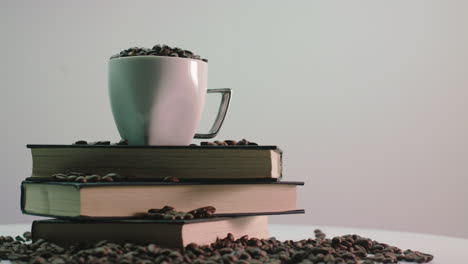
[{"left": 194, "top": 88, "right": 232, "bottom": 139}]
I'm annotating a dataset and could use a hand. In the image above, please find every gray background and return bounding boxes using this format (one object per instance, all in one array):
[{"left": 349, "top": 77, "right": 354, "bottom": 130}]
[{"left": 1, "top": 0, "right": 467, "bottom": 238}]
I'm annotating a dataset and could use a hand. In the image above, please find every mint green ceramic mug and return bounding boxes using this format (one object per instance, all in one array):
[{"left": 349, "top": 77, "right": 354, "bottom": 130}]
[{"left": 109, "top": 56, "right": 231, "bottom": 145}]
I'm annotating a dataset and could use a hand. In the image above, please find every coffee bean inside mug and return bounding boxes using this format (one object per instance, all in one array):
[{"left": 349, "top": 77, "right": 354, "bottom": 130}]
[
  {"left": 110, "top": 45, "right": 208, "bottom": 62},
  {"left": 108, "top": 44, "right": 231, "bottom": 146}
]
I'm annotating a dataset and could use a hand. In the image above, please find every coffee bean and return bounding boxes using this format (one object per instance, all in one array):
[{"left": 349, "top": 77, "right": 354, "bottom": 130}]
[
  {"left": 111, "top": 45, "right": 207, "bottom": 62},
  {"left": 66, "top": 175, "right": 77, "bottom": 182},
  {"left": 116, "top": 139, "right": 129, "bottom": 145},
  {"left": 162, "top": 176, "right": 179, "bottom": 182},
  {"left": 174, "top": 214, "right": 184, "bottom": 220},
  {"left": 52, "top": 174, "right": 67, "bottom": 181},
  {"left": 195, "top": 139, "right": 259, "bottom": 146},
  {"left": 104, "top": 173, "right": 121, "bottom": 181},
  {"left": 332, "top": 236, "right": 342, "bottom": 245},
  {"left": 85, "top": 174, "right": 101, "bottom": 182},
  {"left": 159, "top": 49, "right": 170, "bottom": 56},
  {"left": 237, "top": 139, "right": 248, "bottom": 145},
  {"left": 146, "top": 213, "right": 164, "bottom": 219},
  {"left": 184, "top": 213, "right": 194, "bottom": 220},
  {"left": 74, "top": 176, "right": 86, "bottom": 183},
  {"left": 50, "top": 171, "right": 127, "bottom": 183},
  {"left": 101, "top": 175, "right": 114, "bottom": 182},
  {"left": 214, "top": 140, "right": 227, "bottom": 146},
  {"left": 67, "top": 172, "right": 85, "bottom": 176},
  {"left": 188, "top": 206, "right": 216, "bottom": 218},
  {"left": 160, "top": 206, "right": 176, "bottom": 214},
  {"left": 224, "top": 140, "right": 237, "bottom": 145},
  {"left": 163, "top": 214, "right": 175, "bottom": 220},
  {"left": 0, "top": 229, "right": 433, "bottom": 263},
  {"left": 91, "top": 141, "right": 111, "bottom": 145},
  {"left": 371, "top": 244, "right": 385, "bottom": 251},
  {"left": 23, "top": 232, "right": 32, "bottom": 241}
]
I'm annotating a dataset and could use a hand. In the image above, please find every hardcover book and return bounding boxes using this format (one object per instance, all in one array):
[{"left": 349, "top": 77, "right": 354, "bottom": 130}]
[
  {"left": 27, "top": 145, "right": 282, "bottom": 180},
  {"left": 21, "top": 181, "right": 304, "bottom": 218},
  {"left": 32, "top": 216, "right": 269, "bottom": 248}
]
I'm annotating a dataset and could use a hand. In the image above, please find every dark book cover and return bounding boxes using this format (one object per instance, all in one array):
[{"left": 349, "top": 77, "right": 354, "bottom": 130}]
[
  {"left": 27, "top": 144, "right": 282, "bottom": 152},
  {"left": 27, "top": 144, "right": 284, "bottom": 180}
]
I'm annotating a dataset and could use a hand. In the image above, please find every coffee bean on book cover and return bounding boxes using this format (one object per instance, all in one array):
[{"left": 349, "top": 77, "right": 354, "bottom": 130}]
[{"left": 162, "top": 176, "right": 179, "bottom": 182}]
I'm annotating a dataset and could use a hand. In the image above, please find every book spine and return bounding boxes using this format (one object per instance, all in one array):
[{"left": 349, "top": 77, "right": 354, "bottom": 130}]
[
  {"left": 280, "top": 151, "right": 283, "bottom": 179},
  {"left": 20, "top": 182, "right": 26, "bottom": 214},
  {"left": 31, "top": 220, "right": 38, "bottom": 242}
]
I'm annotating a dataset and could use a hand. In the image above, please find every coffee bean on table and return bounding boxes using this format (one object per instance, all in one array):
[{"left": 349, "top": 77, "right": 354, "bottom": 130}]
[
  {"left": 0, "top": 229, "right": 436, "bottom": 263},
  {"left": 23, "top": 232, "right": 32, "bottom": 241}
]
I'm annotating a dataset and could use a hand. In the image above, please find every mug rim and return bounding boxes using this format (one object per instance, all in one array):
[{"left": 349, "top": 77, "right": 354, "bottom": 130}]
[{"left": 109, "top": 55, "right": 208, "bottom": 64}]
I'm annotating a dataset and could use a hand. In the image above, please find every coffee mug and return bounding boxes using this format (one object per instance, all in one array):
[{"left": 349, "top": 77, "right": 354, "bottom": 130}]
[{"left": 108, "top": 56, "right": 231, "bottom": 145}]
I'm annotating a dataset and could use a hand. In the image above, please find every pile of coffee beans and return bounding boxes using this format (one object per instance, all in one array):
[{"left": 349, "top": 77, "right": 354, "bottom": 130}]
[
  {"left": 195, "top": 139, "right": 259, "bottom": 146},
  {"left": 52, "top": 172, "right": 126, "bottom": 183},
  {"left": 73, "top": 139, "right": 259, "bottom": 146},
  {"left": 73, "top": 139, "right": 128, "bottom": 146},
  {"left": 48, "top": 173, "right": 182, "bottom": 183},
  {"left": 146, "top": 206, "right": 216, "bottom": 220},
  {"left": 0, "top": 229, "right": 433, "bottom": 263},
  {"left": 110, "top": 45, "right": 208, "bottom": 62}
]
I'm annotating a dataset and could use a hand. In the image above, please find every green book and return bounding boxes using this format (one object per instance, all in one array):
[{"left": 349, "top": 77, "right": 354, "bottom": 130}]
[
  {"left": 27, "top": 144, "right": 283, "bottom": 180},
  {"left": 21, "top": 181, "right": 304, "bottom": 219}
]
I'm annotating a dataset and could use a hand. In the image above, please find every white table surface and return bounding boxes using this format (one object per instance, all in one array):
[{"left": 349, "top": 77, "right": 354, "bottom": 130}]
[{"left": 1, "top": 223, "right": 467, "bottom": 263}]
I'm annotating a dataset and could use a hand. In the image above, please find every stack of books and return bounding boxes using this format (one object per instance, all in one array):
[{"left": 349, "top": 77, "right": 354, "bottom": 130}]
[{"left": 21, "top": 144, "right": 304, "bottom": 248}]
